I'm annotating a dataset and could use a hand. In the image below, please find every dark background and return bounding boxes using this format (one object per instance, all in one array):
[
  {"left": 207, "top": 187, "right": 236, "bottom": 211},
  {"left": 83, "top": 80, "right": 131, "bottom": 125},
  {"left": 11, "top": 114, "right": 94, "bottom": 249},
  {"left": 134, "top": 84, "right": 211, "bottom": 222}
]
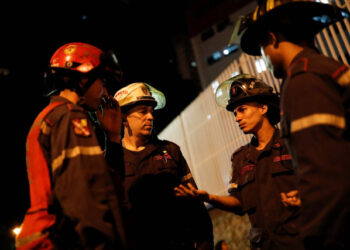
[{"left": 1, "top": 1, "right": 202, "bottom": 248}]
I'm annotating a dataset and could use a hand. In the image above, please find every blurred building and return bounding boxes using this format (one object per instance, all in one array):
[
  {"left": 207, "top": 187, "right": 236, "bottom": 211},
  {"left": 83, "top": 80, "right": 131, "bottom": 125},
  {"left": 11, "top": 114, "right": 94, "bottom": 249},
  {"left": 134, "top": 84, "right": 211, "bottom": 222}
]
[{"left": 179, "top": 0, "right": 256, "bottom": 89}]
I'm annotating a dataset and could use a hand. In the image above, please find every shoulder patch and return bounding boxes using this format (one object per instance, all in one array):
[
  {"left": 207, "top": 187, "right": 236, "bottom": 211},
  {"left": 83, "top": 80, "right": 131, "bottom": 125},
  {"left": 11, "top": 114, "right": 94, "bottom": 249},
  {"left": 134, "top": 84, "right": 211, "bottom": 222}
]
[
  {"left": 40, "top": 120, "right": 52, "bottom": 135},
  {"left": 72, "top": 118, "right": 91, "bottom": 136}
]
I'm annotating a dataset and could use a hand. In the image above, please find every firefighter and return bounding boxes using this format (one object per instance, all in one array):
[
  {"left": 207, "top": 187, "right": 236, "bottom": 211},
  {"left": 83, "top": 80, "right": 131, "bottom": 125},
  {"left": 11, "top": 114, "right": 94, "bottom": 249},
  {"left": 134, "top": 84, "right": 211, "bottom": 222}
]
[
  {"left": 113, "top": 82, "right": 214, "bottom": 250},
  {"left": 175, "top": 74, "right": 302, "bottom": 250},
  {"left": 233, "top": 1, "right": 350, "bottom": 249},
  {"left": 16, "top": 42, "right": 126, "bottom": 249}
]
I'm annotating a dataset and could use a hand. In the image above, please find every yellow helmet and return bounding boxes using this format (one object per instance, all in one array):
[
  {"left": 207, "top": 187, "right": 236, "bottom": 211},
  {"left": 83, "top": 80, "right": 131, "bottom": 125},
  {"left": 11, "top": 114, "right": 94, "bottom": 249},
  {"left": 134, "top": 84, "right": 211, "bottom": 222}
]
[{"left": 114, "top": 82, "right": 166, "bottom": 111}]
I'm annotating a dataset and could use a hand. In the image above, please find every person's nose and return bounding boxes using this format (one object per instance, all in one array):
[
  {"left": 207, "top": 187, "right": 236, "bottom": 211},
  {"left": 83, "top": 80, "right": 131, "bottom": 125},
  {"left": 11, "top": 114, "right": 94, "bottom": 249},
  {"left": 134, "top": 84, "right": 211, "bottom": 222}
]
[
  {"left": 146, "top": 112, "right": 154, "bottom": 121},
  {"left": 235, "top": 113, "right": 242, "bottom": 123}
]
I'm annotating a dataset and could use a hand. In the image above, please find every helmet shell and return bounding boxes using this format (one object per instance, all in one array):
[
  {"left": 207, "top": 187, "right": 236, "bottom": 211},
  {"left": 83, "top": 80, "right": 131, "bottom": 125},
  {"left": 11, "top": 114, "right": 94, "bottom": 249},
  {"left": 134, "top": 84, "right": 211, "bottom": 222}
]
[
  {"left": 238, "top": 0, "right": 348, "bottom": 55},
  {"left": 215, "top": 74, "right": 280, "bottom": 124},
  {"left": 50, "top": 42, "right": 103, "bottom": 73},
  {"left": 114, "top": 82, "right": 166, "bottom": 111}
]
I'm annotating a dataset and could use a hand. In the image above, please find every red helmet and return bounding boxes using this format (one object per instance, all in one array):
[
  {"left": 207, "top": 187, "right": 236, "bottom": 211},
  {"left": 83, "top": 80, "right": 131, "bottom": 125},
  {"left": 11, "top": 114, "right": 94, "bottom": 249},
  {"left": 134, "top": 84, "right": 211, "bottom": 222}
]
[
  {"left": 50, "top": 42, "right": 103, "bottom": 73},
  {"left": 45, "top": 42, "right": 123, "bottom": 95}
]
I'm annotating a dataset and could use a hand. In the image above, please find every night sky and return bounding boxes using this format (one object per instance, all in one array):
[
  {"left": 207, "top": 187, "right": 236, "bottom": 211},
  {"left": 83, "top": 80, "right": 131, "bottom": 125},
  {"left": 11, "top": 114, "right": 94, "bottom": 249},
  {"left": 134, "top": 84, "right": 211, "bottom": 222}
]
[{"left": 1, "top": 1, "right": 201, "bottom": 248}]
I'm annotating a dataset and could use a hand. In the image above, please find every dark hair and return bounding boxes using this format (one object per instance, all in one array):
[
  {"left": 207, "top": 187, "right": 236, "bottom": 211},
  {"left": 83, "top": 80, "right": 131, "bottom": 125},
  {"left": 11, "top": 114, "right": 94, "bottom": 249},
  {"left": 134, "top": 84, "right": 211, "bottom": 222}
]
[{"left": 262, "top": 14, "right": 319, "bottom": 49}]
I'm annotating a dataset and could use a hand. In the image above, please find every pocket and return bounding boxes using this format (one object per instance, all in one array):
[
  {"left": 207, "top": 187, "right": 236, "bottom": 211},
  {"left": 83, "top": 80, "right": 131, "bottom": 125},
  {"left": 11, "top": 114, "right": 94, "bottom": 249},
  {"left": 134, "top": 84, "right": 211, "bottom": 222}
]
[
  {"left": 125, "top": 162, "right": 136, "bottom": 177},
  {"left": 237, "top": 169, "right": 257, "bottom": 212},
  {"left": 270, "top": 156, "right": 294, "bottom": 176},
  {"left": 155, "top": 156, "right": 178, "bottom": 171}
]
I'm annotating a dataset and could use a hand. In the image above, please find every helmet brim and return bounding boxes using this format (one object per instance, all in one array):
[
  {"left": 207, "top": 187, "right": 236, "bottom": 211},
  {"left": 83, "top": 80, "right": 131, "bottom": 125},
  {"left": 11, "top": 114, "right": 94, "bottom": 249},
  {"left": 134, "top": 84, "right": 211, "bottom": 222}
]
[
  {"left": 226, "top": 94, "right": 280, "bottom": 125},
  {"left": 241, "top": 2, "right": 347, "bottom": 56},
  {"left": 120, "top": 98, "right": 158, "bottom": 113}
]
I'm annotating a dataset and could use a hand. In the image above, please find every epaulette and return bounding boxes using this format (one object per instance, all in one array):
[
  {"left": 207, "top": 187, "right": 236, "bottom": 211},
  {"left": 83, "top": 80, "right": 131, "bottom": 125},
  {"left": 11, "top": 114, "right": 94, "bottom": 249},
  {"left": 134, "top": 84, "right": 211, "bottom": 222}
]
[
  {"left": 287, "top": 57, "right": 308, "bottom": 78},
  {"left": 231, "top": 145, "right": 246, "bottom": 161},
  {"left": 287, "top": 52, "right": 349, "bottom": 84}
]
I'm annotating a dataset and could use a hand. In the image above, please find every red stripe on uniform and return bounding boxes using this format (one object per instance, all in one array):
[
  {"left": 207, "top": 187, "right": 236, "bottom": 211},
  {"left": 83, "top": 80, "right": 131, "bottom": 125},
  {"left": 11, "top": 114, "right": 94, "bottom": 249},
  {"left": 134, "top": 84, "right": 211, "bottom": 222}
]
[{"left": 273, "top": 154, "right": 292, "bottom": 162}]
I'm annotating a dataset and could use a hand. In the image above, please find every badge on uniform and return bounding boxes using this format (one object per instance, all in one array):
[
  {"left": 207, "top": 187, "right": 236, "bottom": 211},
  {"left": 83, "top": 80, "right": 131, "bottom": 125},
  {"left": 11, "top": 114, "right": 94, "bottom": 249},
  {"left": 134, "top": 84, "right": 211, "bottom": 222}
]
[{"left": 72, "top": 118, "right": 91, "bottom": 136}]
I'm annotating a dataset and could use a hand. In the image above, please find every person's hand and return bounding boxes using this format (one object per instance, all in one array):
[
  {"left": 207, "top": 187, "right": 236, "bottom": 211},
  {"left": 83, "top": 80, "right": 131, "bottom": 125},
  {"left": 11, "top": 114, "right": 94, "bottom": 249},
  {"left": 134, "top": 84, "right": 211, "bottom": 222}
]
[
  {"left": 97, "top": 95, "right": 122, "bottom": 143},
  {"left": 281, "top": 190, "right": 301, "bottom": 207},
  {"left": 174, "top": 183, "right": 209, "bottom": 202}
]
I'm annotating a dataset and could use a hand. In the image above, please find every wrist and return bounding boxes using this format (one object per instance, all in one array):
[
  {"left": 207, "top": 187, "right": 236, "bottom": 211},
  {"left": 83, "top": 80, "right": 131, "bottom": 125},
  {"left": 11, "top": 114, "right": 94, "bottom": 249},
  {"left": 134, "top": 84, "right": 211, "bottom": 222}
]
[
  {"left": 107, "top": 133, "right": 121, "bottom": 143},
  {"left": 204, "top": 193, "right": 211, "bottom": 202}
]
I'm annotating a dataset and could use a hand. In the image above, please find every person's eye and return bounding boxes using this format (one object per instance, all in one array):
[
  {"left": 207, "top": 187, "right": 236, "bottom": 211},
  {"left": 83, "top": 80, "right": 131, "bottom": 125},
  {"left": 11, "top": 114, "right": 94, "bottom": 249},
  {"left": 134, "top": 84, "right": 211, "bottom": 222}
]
[{"left": 238, "top": 107, "right": 245, "bottom": 113}]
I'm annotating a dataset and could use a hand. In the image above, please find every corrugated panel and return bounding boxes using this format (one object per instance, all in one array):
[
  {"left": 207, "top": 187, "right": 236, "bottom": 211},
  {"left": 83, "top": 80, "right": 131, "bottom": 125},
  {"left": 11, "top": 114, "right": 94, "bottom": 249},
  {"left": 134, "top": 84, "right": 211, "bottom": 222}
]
[{"left": 159, "top": 2, "right": 350, "bottom": 195}]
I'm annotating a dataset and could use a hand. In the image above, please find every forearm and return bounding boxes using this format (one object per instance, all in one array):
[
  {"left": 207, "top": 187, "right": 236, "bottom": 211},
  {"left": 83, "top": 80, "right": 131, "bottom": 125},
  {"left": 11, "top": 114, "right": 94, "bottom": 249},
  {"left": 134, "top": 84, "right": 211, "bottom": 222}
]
[{"left": 207, "top": 194, "right": 243, "bottom": 214}]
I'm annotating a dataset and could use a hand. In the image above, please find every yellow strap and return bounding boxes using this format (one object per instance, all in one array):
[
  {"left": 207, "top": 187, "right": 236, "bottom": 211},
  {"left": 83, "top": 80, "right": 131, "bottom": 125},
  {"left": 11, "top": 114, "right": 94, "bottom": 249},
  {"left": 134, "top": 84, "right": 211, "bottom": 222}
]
[
  {"left": 52, "top": 146, "right": 103, "bottom": 172},
  {"left": 15, "top": 232, "right": 49, "bottom": 248},
  {"left": 291, "top": 113, "right": 346, "bottom": 133}
]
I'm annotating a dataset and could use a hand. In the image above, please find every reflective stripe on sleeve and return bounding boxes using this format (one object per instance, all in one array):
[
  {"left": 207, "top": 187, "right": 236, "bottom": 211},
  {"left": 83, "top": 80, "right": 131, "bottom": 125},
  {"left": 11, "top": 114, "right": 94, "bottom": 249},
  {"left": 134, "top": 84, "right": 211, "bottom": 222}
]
[
  {"left": 291, "top": 113, "right": 345, "bottom": 133},
  {"left": 52, "top": 146, "right": 103, "bottom": 172},
  {"left": 228, "top": 182, "right": 238, "bottom": 193},
  {"left": 15, "top": 232, "right": 49, "bottom": 248},
  {"left": 337, "top": 68, "right": 350, "bottom": 87}
]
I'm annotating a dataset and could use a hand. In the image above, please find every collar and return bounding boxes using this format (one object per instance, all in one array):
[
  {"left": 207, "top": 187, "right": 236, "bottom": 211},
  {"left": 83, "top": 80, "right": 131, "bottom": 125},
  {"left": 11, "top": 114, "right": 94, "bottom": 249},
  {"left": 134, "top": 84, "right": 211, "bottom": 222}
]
[
  {"left": 246, "top": 129, "right": 281, "bottom": 161},
  {"left": 50, "top": 95, "right": 84, "bottom": 112}
]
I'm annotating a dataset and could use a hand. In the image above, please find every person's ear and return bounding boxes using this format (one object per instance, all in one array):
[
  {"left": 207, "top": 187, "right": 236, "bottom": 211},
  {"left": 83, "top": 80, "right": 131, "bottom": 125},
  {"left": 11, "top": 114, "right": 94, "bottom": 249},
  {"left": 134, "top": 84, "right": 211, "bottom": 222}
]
[
  {"left": 122, "top": 113, "right": 128, "bottom": 125},
  {"left": 261, "top": 104, "right": 268, "bottom": 116},
  {"left": 269, "top": 31, "right": 279, "bottom": 49}
]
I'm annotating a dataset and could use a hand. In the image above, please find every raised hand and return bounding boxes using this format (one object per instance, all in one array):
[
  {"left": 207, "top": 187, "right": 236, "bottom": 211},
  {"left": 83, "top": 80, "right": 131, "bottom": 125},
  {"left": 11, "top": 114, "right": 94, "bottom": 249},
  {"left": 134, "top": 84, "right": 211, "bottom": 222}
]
[{"left": 174, "top": 183, "right": 209, "bottom": 202}]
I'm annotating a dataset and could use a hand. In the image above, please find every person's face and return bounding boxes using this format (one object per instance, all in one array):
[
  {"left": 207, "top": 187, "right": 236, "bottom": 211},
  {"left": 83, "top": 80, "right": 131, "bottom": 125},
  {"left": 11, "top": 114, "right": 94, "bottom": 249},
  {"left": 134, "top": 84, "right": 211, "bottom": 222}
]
[
  {"left": 260, "top": 32, "right": 285, "bottom": 79},
  {"left": 233, "top": 102, "right": 267, "bottom": 134},
  {"left": 82, "top": 78, "right": 105, "bottom": 111},
  {"left": 125, "top": 104, "right": 154, "bottom": 137}
]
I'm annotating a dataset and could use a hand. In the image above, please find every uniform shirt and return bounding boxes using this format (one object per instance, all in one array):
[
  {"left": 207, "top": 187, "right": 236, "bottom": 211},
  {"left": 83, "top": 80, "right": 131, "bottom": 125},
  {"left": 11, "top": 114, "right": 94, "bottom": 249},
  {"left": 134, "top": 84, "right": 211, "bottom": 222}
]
[
  {"left": 38, "top": 96, "right": 126, "bottom": 249},
  {"left": 229, "top": 129, "right": 300, "bottom": 250},
  {"left": 121, "top": 139, "right": 214, "bottom": 250},
  {"left": 281, "top": 47, "right": 350, "bottom": 248}
]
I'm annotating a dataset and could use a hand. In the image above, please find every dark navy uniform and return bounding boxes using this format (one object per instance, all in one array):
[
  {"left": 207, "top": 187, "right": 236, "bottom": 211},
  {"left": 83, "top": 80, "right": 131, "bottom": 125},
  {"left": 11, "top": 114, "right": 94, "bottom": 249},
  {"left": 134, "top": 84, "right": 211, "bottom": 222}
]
[
  {"left": 280, "top": 47, "right": 350, "bottom": 249},
  {"left": 229, "top": 129, "right": 301, "bottom": 250},
  {"left": 36, "top": 96, "right": 126, "bottom": 249},
  {"left": 121, "top": 139, "right": 214, "bottom": 250}
]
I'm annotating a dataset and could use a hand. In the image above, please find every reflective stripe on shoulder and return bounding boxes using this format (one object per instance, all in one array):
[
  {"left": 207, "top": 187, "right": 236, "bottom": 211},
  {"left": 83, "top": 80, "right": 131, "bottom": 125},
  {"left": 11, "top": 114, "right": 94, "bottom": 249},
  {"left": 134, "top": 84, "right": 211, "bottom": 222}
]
[
  {"left": 15, "top": 232, "right": 49, "bottom": 248},
  {"left": 291, "top": 113, "right": 345, "bottom": 133},
  {"left": 337, "top": 68, "right": 350, "bottom": 87},
  {"left": 52, "top": 146, "right": 103, "bottom": 172}
]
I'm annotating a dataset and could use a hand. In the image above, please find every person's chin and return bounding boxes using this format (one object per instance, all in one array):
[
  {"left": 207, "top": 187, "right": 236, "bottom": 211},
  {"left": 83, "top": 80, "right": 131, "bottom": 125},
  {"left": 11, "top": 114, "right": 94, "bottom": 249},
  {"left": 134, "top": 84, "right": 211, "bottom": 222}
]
[
  {"left": 142, "top": 129, "right": 153, "bottom": 136},
  {"left": 241, "top": 127, "right": 252, "bottom": 134}
]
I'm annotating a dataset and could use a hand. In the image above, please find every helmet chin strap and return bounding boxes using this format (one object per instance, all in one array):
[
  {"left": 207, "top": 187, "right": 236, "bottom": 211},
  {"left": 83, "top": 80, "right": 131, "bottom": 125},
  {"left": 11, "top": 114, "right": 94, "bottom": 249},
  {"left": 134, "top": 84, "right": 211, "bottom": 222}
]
[{"left": 76, "top": 74, "right": 99, "bottom": 110}]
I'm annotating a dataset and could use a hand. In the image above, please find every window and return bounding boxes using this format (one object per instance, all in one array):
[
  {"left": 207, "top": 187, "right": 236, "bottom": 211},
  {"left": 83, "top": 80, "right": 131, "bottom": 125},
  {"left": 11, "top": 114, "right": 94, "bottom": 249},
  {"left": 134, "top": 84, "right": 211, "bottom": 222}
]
[
  {"left": 201, "top": 28, "right": 215, "bottom": 41},
  {"left": 216, "top": 18, "right": 230, "bottom": 32},
  {"left": 207, "top": 51, "right": 222, "bottom": 65}
]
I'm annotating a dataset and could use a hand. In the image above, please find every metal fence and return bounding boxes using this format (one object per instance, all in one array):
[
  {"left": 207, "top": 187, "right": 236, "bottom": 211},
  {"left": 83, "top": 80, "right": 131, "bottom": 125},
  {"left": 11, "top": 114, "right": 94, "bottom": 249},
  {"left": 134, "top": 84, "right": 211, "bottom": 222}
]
[{"left": 159, "top": 0, "right": 350, "bottom": 195}]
